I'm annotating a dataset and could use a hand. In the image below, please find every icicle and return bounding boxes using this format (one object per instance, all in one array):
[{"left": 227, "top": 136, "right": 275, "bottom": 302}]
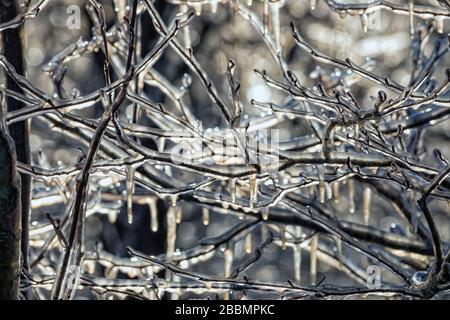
[
  {"left": 360, "top": 12, "right": 369, "bottom": 34},
  {"left": 182, "top": 15, "right": 192, "bottom": 48},
  {"left": 310, "top": 234, "right": 318, "bottom": 285},
  {"left": 260, "top": 223, "right": 268, "bottom": 240},
  {"left": 193, "top": 3, "right": 202, "bottom": 16},
  {"left": 363, "top": 187, "right": 371, "bottom": 225},
  {"left": 309, "top": 0, "right": 316, "bottom": 10},
  {"left": 413, "top": 211, "right": 420, "bottom": 234},
  {"left": 157, "top": 137, "right": 165, "bottom": 152},
  {"left": 261, "top": 207, "right": 269, "bottom": 220},
  {"left": 335, "top": 236, "right": 343, "bottom": 270},
  {"left": 333, "top": 181, "right": 340, "bottom": 204},
  {"left": 224, "top": 248, "right": 233, "bottom": 277},
  {"left": 325, "top": 182, "right": 332, "bottom": 201},
  {"left": 148, "top": 197, "right": 158, "bottom": 232},
  {"left": 348, "top": 179, "right": 355, "bottom": 214},
  {"left": 409, "top": 0, "right": 414, "bottom": 37},
  {"left": 126, "top": 166, "right": 135, "bottom": 224},
  {"left": 270, "top": 0, "right": 281, "bottom": 53},
  {"left": 249, "top": 174, "right": 258, "bottom": 208},
  {"left": 210, "top": 0, "right": 219, "bottom": 14},
  {"left": 167, "top": 194, "right": 178, "bottom": 207},
  {"left": 293, "top": 226, "right": 302, "bottom": 283},
  {"left": 230, "top": 0, "right": 239, "bottom": 14},
  {"left": 108, "top": 211, "right": 117, "bottom": 224},
  {"left": 245, "top": 233, "right": 252, "bottom": 254},
  {"left": 202, "top": 207, "right": 210, "bottom": 226},
  {"left": 280, "top": 225, "right": 286, "bottom": 250},
  {"left": 175, "top": 206, "right": 182, "bottom": 224},
  {"left": 263, "top": 0, "right": 269, "bottom": 35},
  {"left": 436, "top": 17, "right": 444, "bottom": 34},
  {"left": 229, "top": 178, "right": 237, "bottom": 203},
  {"left": 223, "top": 248, "right": 234, "bottom": 300},
  {"left": 318, "top": 167, "right": 326, "bottom": 203},
  {"left": 166, "top": 207, "right": 177, "bottom": 261},
  {"left": 353, "top": 124, "right": 360, "bottom": 139}
]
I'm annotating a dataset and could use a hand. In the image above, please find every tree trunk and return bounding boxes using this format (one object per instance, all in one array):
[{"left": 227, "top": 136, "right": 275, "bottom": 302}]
[
  {"left": 0, "top": 97, "right": 21, "bottom": 299},
  {"left": 0, "top": 0, "right": 31, "bottom": 271}
]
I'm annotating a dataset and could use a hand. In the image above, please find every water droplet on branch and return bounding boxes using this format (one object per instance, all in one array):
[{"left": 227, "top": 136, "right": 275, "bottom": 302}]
[{"left": 411, "top": 271, "right": 428, "bottom": 286}]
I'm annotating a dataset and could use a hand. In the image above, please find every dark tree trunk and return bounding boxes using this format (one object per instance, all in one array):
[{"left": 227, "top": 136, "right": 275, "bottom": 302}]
[
  {"left": 0, "top": 0, "right": 31, "bottom": 271},
  {"left": 0, "top": 119, "right": 21, "bottom": 300}
]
